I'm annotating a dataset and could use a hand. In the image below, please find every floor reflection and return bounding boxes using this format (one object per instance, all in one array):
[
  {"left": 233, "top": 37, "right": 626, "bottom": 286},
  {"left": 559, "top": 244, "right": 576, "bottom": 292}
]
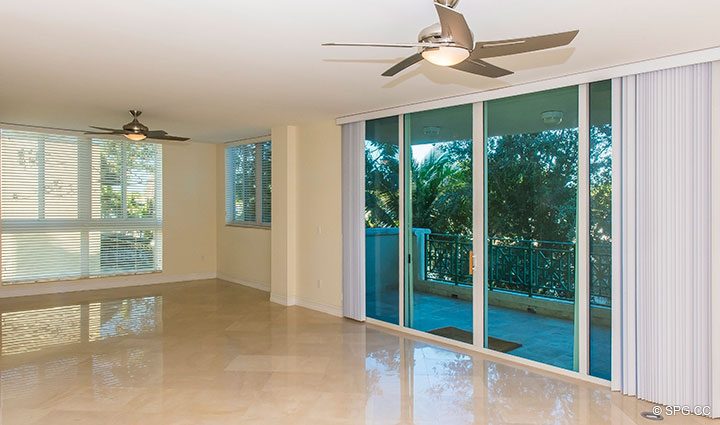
[
  {"left": 1, "top": 296, "right": 161, "bottom": 356},
  {"left": 88, "top": 296, "right": 162, "bottom": 342},
  {"left": 0, "top": 280, "right": 710, "bottom": 424},
  {"left": 363, "top": 333, "right": 615, "bottom": 424},
  {"left": 1, "top": 305, "right": 82, "bottom": 355}
]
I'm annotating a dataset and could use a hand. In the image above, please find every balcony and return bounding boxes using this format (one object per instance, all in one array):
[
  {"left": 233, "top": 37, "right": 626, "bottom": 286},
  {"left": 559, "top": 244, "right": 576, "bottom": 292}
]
[
  {"left": 366, "top": 228, "right": 612, "bottom": 379},
  {"left": 425, "top": 234, "right": 611, "bottom": 308}
]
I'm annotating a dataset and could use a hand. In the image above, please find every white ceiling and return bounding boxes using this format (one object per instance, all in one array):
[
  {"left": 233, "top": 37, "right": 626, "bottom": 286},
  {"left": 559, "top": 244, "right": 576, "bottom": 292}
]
[{"left": 1, "top": 0, "right": 719, "bottom": 143}]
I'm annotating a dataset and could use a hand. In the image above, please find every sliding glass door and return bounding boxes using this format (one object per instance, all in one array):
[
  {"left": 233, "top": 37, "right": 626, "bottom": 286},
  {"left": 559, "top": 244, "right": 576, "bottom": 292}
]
[
  {"left": 362, "top": 81, "right": 613, "bottom": 382},
  {"left": 484, "top": 86, "right": 579, "bottom": 370},
  {"left": 365, "top": 117, "right": 400, "bottom": 324},
  {"left": 403, "top": 105, "right": 473, "bottom": 343},
  {"left": 589, "top": 80, "right": 612, "bottom": 379}
]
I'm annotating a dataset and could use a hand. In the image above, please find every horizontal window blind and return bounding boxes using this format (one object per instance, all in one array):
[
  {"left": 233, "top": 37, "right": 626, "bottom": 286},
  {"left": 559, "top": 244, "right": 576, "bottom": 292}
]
[
  {"left": 0, "top": 129, "right": 163, "bottom": 284},
  {"left": 225, "top": 141, "right": 271, "bottom": 226},
  {"left": 260, "top": 141, "right": 272, "bottom": 224}
]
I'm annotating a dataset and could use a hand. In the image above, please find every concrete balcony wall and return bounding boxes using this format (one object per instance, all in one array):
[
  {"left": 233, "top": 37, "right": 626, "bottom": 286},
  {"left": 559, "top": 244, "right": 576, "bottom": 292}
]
[
  {"left": 365, "top": 228, "right": 399, "bottom": 308},
  {"left": 365, "top": 227, "right": 431, "bottom": 299},
  {"left": 413, "top": 278, "right": 611, "bottom": 327}
]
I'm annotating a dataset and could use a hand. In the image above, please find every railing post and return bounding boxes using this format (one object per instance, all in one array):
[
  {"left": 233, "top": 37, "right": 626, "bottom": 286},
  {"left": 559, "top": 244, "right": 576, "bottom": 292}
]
[
  {"left": 487, "top": 239, "right": 492, "bottom": 291},
  {"left": 528, "top": 241, "right": 533, "bottom": 298},
  {"left": 453, "top": 234, "right": 459, "bottom": 286},
  {"left": 570, "top": 245, "right": 574, "bottom": 296},
  {"left": 424, "top": 233, "right": 429, "bottom": 281}
]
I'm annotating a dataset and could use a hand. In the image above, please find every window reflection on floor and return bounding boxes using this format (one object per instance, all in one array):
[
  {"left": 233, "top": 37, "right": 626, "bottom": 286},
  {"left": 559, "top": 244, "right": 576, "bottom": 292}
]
[
  {"left": 0, "top": 357, "right": 82, "bottom": 402},
  {"left": 365, "top": 332, "right": 479, "bottom": 423},
  {"left": 1, "top": 305, "right": 82, "bottom": 355},
  {"left": 88, "top": 296, "right": 162, "bottom": 342},
  {"left": 0, "top": 296, "right": 162, "bottom": 356}
]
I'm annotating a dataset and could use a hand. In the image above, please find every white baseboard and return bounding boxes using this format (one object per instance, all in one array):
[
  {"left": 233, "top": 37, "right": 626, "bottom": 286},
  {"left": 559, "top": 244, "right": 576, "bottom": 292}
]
[
  {"left": 268, "top": 292, "right": 342, "bottom": 317},
  {"left": 269, "top": 292, "right": 295, "bottom": 306},
  {"left": 0, "top": 271, "right": 217, "bottom": 299},
  {"left": 295, "top": 296, "right": 343, "bottom": 317},
  {"left": 217, "top": 274, "right": 270, "bottom": 292}
]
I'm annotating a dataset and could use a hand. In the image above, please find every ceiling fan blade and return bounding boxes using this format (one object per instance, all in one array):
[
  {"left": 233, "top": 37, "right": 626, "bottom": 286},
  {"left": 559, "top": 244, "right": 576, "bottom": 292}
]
[
  {"left": 471, "top": 30, "right": 579, "bottom": 59},
  {"left": 146, "top": 134, "right": 190, "bottom": 142},
  {"left": 382, "top": 53, "right": 424, "bottom": 77},
  {"left": 451, "top": 59, "right": 514, "bottom": 78},
  {"left": 84, "top": 131, "right": 118, "bottom": 136},
  {"left": 322, "top": 42, "right": 445, "bottom": 48},
  {"left": 434, "top": 4, "right": 474, "bottom": 50},
  {"left": 145, "top": 130, "right": 168, "bottom": 138},
  {"left": 89, "top": 126, "right": 124, "bottom": 133}
]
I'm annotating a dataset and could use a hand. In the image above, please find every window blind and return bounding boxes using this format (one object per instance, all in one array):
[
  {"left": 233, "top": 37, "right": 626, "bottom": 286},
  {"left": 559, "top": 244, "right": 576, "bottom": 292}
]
[
  {"left": 260, "top": 141, "right": 272, "bottom": 224},
  {"left": 225, "top": 141, "right": 271, "bottom": 226},
  {"left": 0, "top": 129, "right": 163, "bottom": 284}
]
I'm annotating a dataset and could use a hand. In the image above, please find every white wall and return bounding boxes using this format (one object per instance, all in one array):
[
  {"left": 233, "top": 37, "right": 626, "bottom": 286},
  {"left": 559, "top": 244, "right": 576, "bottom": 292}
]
[
  {"left": 295, "top": 120, "right": 343, "bottom": 313},
  {"left": 269, "top": 120, "right": 343, "bottom": 315},
  {"left": 0, "top": 141, "right": 218, "bottom": 298},
  {"left": 0, "top": 121, "right": 342, "bottom": 311},
  {"left": 270, "top": 125, "right": 299, "bottom": 305}
]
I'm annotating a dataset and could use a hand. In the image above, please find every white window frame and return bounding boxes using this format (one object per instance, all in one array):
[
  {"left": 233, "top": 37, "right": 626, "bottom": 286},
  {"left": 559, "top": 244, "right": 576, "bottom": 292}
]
[{"left": 225, "top": 136, "right": 271, "bottom": 228}]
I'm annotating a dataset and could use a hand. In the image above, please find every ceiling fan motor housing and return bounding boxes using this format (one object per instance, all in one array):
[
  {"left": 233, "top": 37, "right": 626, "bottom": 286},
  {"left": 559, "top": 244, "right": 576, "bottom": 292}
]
[
  {"left": 123, "top": 111, "right": 149, "bottom": 134},
  {"left": 418, "top": 23, "right": 445, "bottom": 45},
  {"left": 418, "top": 22, "right": 473, "bottom": 53}
]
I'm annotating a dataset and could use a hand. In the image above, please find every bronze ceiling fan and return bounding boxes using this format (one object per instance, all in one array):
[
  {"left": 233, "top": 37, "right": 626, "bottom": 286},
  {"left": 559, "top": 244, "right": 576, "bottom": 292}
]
[
  {"left": 85, "top": 110, "right": 190, "bottom": 142},
  {"left": 323, "top": 0, "right": 579, "bottom": 78}
]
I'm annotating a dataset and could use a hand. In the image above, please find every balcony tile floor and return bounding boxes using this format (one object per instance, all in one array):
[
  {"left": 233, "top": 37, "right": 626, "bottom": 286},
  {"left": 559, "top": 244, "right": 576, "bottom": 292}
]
[
  {"left": 369, "top": 289, "right": 611, "bottom": 379},
  {"left": 0, "top": 279, "right": 704, "bottom": 424}
]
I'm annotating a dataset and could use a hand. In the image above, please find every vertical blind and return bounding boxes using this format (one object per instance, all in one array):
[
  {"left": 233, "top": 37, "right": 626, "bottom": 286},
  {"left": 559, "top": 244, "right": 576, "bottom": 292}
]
[
  {"left": 225, "top": 141, "right": 271, "bottom": 225},
  {"left": 0, "top": 129, "right": 163, "bottom": 284},
  {"left": 616, "top": 63, "right": 713, "bottom": 414},
  {"left": 341, "top": 122, "right": 366, "bottom": 321}
]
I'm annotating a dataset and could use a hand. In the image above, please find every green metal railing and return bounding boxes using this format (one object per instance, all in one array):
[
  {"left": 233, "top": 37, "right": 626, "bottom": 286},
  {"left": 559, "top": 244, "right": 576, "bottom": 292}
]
[{"left": 424, "top": 234, "right": 612, "bottom": 307}]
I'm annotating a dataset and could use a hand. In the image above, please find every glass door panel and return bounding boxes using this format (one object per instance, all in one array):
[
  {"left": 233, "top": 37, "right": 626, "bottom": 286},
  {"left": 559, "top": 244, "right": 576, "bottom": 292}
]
[
  {"left": 484, "top": 86, "right": 579, "bottom": 370},
  {"left": 589, "top": 80, "right": 612, "bottom": 379},
  {"left": 404, "top": 104, "right": 473, "bottom": 343},
  {"left": 365, "top": 117, "right": 400, "bottom": 324}
]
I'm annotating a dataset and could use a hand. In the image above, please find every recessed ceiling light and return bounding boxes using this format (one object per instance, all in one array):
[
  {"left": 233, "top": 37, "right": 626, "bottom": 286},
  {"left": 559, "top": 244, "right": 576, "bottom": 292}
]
[
  {"left": 540, "top": 110, "right": 564, "bottom": 125},
  {"left": 423, "top": 126, "right": 441, "bottom": 136}
]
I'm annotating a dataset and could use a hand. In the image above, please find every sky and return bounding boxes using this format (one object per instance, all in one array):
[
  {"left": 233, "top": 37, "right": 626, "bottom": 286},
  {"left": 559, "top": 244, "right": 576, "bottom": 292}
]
[{"left": 411, "top": 143, "right": 437, "bottom": 163}]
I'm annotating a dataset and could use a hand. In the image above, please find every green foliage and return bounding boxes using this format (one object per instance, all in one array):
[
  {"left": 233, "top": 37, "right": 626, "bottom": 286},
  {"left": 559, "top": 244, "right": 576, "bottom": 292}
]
[
  {"left": 410, "top": 142, "right": 472, "bottom": 235},
  {"left": 487, "top": 128, "right": 579, "bottom": 242},
  {"left": 98, "top": 140, "right": 158, "bottom": 219},
  {"left": 365, "top": 140, "right": 400, "bottom": 228},
  {"left": 364, "top": 123, "right": 612, "bottom": 245},
  {"left": 589, "top": 124, "right": 612, "bottom": 244}
]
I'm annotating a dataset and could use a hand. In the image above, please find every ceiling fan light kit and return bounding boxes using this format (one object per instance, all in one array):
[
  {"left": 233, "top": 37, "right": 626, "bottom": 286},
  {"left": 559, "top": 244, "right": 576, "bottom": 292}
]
[
  {"left": 421, "top": 46, "right": 469, "bottom": 66},
  {"left": 322, "top": 0, "right": 579, "bottom": 78},
  {"left": 124, "top": 133, "right": 147, "bottom": 141}
]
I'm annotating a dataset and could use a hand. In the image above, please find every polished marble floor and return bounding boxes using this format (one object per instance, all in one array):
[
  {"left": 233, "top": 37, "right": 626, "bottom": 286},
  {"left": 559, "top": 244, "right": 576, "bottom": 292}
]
[{"left": 0, "top": 279, "right": 713, "bottom": 424}]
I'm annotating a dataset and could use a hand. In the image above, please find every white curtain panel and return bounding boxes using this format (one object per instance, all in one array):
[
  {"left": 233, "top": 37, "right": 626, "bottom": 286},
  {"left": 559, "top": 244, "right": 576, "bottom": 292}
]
[
  {"left": 341, "top": 121, "right": 366, "bottom": 321},
  {"left": 616, "top": 63, "right": 713, "bottom": 414}
]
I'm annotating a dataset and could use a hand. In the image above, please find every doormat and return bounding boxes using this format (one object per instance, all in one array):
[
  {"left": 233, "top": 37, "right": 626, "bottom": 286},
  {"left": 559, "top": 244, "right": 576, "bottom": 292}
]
[{"left": 428, "top": 326, "right": 522, "bottom": 353}]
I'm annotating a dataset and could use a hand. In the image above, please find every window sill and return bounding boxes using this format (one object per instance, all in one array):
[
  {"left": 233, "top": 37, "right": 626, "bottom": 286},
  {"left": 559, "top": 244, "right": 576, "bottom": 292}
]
[
  {"left": 2, "top": 269, "right": 162, "bottom": 286},
  {"left": 225, "top": 223, "right": 271, "bottom": 230}
]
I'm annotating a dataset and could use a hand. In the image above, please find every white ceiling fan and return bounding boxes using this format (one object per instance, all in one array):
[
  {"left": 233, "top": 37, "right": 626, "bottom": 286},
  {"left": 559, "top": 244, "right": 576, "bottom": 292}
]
[{"left": 323, "top": 0, "right": 579, "bottom": 78}]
